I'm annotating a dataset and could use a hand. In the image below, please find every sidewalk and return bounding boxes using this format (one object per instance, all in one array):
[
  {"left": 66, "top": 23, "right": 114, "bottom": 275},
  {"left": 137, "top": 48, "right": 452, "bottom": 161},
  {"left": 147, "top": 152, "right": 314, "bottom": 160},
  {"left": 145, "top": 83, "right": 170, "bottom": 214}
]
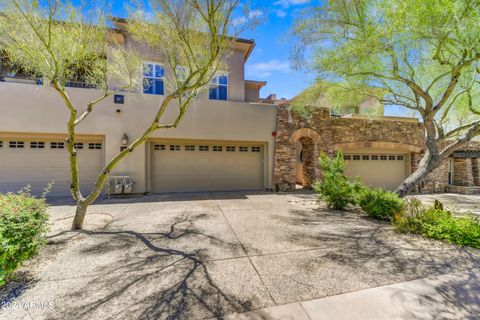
[{"left": 221, "top": 268, "right": 480, "bottom": 320}]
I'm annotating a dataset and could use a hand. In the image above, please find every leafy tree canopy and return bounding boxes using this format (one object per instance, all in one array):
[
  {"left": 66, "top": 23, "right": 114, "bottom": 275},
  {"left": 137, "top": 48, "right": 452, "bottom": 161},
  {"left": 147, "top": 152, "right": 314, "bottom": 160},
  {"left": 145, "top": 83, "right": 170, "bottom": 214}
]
[
  {"left": 292, "top": 0, "right": 480, "bottom": 135},
  {"left": 291, "top": 80, "right": 385, "bottom": 117}
]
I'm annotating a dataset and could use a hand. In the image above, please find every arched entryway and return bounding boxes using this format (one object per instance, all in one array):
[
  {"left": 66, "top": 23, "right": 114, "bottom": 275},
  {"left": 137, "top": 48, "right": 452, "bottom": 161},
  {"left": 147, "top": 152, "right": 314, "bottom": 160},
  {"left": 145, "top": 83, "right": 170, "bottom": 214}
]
[{"left": 290, "top": 128, "right": 322, "bottom": 188}]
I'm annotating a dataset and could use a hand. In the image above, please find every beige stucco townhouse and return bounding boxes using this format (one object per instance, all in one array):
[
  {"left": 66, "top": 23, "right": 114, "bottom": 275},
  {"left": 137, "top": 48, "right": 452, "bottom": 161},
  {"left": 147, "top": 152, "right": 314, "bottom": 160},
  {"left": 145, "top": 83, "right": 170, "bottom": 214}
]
[
  {"left": 1, "top": 18, "right": 480, "bottom": 197},
  {"left": 0, "top": 19, "right": 279, "bottom": 197}
]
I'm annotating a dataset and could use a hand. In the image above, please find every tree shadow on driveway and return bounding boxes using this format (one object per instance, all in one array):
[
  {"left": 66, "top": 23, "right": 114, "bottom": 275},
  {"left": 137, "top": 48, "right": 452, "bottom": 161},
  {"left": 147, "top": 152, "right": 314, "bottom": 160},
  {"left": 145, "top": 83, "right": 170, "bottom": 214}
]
[
  {"left": 285, "top": 206, "right": 480, "bottom": 285},
  {"left": 62, "top": 229, "right": 252, "bottom": 320},
  {"left": 2, "top": 212, "right": 272, "bottom": 320}
]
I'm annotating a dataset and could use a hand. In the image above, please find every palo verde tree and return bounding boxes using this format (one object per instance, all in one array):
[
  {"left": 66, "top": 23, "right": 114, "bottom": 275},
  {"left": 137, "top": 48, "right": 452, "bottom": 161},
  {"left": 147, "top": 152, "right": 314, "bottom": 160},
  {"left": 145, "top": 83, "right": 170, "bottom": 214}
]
[
  {"left": 0, "top": 0, "right": 244, "bottom": 229},
  {"left": 291, "top": 0, "right": 480, "bottom": 196}
]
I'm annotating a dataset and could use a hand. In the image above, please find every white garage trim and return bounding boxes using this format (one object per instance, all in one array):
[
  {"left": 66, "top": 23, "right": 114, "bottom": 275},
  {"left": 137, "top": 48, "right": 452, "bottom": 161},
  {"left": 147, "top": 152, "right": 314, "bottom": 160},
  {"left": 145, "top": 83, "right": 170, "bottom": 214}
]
[
  {"left": 148, "top": 139, "right": 267, "bottom": 193},
  {"left": 0, "top": 133, "right": 105, "bottom": 197}
]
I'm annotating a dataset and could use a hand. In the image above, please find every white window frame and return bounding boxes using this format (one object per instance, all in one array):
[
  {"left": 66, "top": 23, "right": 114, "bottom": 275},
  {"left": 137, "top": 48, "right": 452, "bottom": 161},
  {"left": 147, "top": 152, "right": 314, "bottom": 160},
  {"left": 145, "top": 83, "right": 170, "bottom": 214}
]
[
  {"left": 142, "top": 61, "right": 165, "bottom": 96},
  {"left": 209, "top": 73, "right": 228, "bottom": 101},
  {"left": 448, "top": 158, "right": 454, "bottom": 185}
]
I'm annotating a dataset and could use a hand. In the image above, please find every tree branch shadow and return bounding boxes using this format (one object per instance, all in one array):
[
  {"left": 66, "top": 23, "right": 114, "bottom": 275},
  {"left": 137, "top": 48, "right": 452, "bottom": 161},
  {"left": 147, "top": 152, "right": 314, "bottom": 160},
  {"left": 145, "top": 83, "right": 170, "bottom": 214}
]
[
  {"left": 278, "top": 206, "right": 480, "bottom": 290},
  {"left": 44, "top": 213, "right": 259, "bottom": 320}
]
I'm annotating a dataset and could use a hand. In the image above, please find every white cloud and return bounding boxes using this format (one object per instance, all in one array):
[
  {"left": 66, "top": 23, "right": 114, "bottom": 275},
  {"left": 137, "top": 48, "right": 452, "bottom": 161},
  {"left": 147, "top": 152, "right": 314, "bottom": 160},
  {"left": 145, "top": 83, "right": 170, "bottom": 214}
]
[
  {"left": 274, "top": 0, "right": 311, "bottom": 9},
  {"left": 249, "top": 9, "right": 264, "bottom": 18},
  {"left": 247, "top": 59, "right": 290, "bottom": 78},
  {"left": 232, "top": 9, "right": 264, "bottom": 26},
  {"left": 275, "top": 10, "right": 287, "bottom": 18}
]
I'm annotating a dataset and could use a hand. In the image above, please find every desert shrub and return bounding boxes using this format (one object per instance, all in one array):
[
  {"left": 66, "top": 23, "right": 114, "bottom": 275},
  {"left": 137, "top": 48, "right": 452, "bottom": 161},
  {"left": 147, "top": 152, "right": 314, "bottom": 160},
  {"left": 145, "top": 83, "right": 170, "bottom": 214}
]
[
  {"left": 0, "top": 191, "right": 49, "bottom": 286},
  {"left": 394, "top": 198, "right": 480, "bottom": 248},
  {"left": 357, "top": 187, "right": 405, "bottom": 220},
  {"left": 313, "top": 150, "right": 356, "bottom": 210}
]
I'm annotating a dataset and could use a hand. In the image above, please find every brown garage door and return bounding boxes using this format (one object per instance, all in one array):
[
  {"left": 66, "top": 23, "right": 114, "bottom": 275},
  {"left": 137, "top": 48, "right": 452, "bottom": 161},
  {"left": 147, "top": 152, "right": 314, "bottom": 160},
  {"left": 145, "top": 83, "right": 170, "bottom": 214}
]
[
  {"left": 0, "top": 137, "right": 103, "bottom": 197},
  {"left": 344, "top": 153, "right": 408, "bottom": 190},
  {"left": 150, "top": 141, "right": 264, "bottom": 193}
]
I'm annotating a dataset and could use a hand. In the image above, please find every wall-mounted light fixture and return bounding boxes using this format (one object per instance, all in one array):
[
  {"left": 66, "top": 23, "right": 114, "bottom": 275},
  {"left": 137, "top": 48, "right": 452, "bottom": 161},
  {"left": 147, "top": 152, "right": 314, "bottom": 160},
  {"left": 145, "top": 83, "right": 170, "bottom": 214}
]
[{"left": 121, "top": 133, "right": 129, "bottom": 146}]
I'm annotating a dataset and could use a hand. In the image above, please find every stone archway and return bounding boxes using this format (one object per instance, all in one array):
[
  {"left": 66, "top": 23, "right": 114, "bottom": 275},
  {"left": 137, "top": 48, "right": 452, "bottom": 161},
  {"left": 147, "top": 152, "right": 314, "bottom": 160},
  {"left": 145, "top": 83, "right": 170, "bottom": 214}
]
[{"left": 290, "top": 128, "right": 322, "bottom": 188}]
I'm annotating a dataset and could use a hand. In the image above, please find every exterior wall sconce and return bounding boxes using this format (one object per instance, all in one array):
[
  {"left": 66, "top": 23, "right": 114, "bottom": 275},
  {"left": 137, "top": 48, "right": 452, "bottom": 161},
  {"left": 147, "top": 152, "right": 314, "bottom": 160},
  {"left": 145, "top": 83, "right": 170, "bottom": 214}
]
[{"left": 121, "top": 133, "right": 129, "bottom": 146}]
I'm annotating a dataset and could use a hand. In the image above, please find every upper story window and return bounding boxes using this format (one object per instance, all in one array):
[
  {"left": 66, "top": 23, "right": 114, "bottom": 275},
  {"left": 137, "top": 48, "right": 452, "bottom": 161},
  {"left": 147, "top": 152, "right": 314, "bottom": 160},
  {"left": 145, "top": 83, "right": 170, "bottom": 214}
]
[
  {"left": 209, "top": 75, "right": 228, "bottom": 101},
  {"left": 143, "top": 62, "right": 164, "bottom": 95}
]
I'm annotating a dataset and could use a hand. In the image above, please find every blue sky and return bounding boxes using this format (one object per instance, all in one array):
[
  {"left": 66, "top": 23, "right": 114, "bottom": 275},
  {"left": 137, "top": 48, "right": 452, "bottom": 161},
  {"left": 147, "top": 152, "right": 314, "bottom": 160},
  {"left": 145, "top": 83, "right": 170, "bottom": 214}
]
[{"left": 238, "top": 0, "right": 318, "bottom": 100}]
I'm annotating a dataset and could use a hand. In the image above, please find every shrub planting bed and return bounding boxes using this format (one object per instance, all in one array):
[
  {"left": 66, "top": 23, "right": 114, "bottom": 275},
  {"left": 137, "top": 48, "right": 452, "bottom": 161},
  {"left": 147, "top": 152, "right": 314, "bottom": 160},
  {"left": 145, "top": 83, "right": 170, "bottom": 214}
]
[
  {"left": 314, "top": 151, "right": 480, "bottom": 249},
  {"left": 0, "top": 192, "right": 49, "bottom": 286}
]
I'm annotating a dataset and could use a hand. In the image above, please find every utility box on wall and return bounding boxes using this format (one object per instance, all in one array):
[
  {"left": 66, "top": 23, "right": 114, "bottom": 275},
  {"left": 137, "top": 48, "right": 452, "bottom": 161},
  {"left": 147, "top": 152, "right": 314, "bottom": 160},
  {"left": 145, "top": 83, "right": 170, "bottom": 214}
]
[{"left": 107, "top": 176, "right": 135, "bottom": 197}]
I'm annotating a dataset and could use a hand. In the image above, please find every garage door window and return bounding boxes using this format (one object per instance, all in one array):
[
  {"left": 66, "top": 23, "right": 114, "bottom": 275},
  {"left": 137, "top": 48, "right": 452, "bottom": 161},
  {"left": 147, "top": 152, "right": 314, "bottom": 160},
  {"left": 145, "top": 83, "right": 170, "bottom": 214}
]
[
  {"left": 380, "top": 155, "right": 387, "bottom": 160},
  {"left": 251, "top": 146, "right": 261, "bottom": 152},
  {"left": 212, "top": 146, "right": 223, "bottom": 152},
  {"left": 397, "top": 155, "right": 404, "bottom": 160},
  {"left": 89, "top": 143, "right": 102, "bottom": 150},
  {"left": 9, "top": 141, "right": 25, "bottom": 148},
  {"left": 154, "top": 144, "right": 165, "bottom": 151},
  {"left": 51, "top": 142, "right": 64, "bottom": 149},
  {"left": 74, "top": 143, "right": 84, "bottom": 149},
  {"left": 239, "top": 146, "right": 248, "bottom": 152},
  {"left": 185, "top": 145, "right": 195, "bottom": 151},
  {"left": 199, "top": 145, "right": 209, "bottom": 151},
  {"left": 371, "top": 155, "right": 379, "bottom": 160},
  {"left": 389, "top": 155, "right": 396, "bottom": 160},
  {"left": 352, "top": 155, "right": 360, "bottom": 160},
  {"left": 30, "top": 142, "right": 45, "bottom": 149},
  {"left": 169, "top": 145, "right": 180, "bottom": 151},
  {"left": 362, "top": 155, "right": 369, "bottom": 160},
  {"left": 344, "top": 155, "right": 351, "bottom": 160}
]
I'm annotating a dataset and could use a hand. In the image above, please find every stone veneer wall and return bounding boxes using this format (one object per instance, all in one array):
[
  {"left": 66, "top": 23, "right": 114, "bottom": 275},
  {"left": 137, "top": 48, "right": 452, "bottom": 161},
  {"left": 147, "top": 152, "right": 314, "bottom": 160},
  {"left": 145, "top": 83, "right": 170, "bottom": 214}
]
[
  {"left": 472, "top": 158, "right": 480, "bottom": 186},
  {"left": 273, "top": 105, "right": 480, "bottom": 193},
  {"left": 273, "top": 106, "right": 424, "bottom": 191},
  {"left": 423, "top": 141, "right": 480, "bottom": 192}
]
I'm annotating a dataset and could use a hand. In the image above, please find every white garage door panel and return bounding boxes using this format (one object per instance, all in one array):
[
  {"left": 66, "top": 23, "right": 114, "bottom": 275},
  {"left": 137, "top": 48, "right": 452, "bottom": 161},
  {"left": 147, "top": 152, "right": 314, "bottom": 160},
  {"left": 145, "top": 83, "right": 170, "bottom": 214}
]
[
  {"left": 0, "top": 139, "right": 103, "bottom": 197},
  {"left": 151, "top": 142, "right": 264, "bottom": 193},
  {"left": 344, "top": 154, "right": 407, "bottom": 190}
]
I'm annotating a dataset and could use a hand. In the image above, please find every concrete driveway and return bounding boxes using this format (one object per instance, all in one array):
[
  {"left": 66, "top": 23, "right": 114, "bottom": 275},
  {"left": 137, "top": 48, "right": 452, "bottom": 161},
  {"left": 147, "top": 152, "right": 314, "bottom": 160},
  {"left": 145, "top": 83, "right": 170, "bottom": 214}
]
[{"left": 1, "top": 191, "right": 479, "bottom": 319}]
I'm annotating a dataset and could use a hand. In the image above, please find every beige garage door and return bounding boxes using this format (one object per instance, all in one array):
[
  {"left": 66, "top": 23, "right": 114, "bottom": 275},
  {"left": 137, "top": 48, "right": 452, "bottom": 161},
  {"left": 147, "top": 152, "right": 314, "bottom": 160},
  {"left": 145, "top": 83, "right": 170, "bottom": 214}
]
[
  {"left": 151, "top": 141, "right": 264, "bottom": 193},
  {"left": 344, "top": 153, "right": 408, "bottom": 190},
  {"left": 0, "top": 137, "right": 103, "bottom": 197}
]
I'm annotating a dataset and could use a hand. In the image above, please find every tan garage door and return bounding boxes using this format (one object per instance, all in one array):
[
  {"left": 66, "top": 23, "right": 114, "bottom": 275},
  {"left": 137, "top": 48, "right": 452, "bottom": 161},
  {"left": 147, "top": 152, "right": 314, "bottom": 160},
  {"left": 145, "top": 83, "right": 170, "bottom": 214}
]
[
  {"left": 0, "top": 137, "right": 103, "bottom": 197},
  {"left": 151, "top": 141, "right": 264, "bottom": 193},
  {"left": 344, "top": 153, "right": 408, "bottom": 190}
]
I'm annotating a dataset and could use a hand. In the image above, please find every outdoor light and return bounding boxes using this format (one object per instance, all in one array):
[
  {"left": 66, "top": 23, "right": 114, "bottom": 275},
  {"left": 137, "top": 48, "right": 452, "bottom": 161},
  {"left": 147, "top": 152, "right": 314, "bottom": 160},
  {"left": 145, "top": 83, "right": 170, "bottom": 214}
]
[{"left": 121, "top": 133, "right": 129, "bottom": 146}]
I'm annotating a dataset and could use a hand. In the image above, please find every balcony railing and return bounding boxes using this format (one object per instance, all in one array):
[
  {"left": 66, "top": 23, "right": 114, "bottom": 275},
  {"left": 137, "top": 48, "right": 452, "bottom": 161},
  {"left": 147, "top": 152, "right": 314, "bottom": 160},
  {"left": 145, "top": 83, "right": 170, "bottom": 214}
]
[
  {"left": 65, "top": 81, "right": 97, "bottom": 89},
  {"left": 0, "top": 76, "right": 43, "bottom": 85},
  {"left": 0, "top": 76, "right": 97, "bottom": 89},
  {"left": 340, "top": 113, "right": 419, "bottom": 123}
]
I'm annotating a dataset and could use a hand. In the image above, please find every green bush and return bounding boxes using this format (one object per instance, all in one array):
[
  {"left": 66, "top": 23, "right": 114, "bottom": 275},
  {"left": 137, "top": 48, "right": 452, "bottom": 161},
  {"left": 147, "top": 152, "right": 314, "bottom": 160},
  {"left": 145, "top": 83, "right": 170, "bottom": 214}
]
[
  {"left": 313, "top": 150, "right": 356, "bottom": 210},
  {"left": 394, "top": 198, "right": 480, "bottom": 248},
  {"left": 0, "top": 191, "right": 49, "bottom": 286},
  {"left": 357, "top": 187, "right": 405, "bottom": 221}
]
